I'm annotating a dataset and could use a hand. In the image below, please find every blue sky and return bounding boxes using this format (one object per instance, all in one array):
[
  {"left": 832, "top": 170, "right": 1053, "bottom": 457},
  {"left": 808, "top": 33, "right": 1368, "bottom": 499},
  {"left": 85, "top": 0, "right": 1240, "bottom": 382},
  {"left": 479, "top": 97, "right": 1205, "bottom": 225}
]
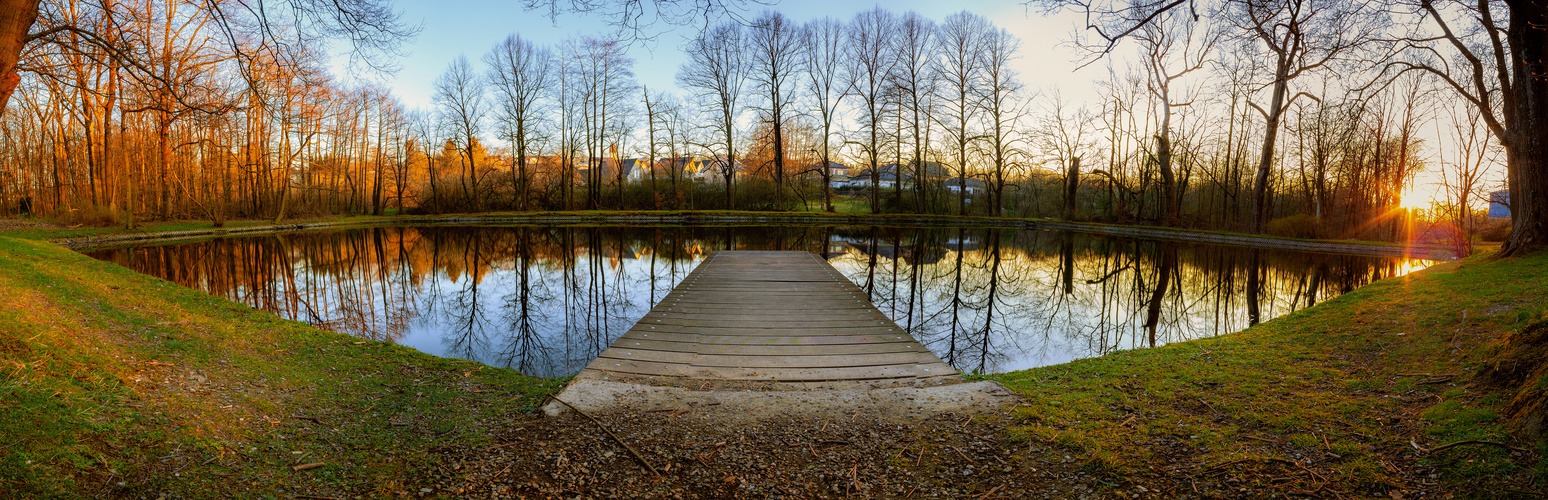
[{"left": 341, "top": 0, "right": 1096, "bottom": 110}]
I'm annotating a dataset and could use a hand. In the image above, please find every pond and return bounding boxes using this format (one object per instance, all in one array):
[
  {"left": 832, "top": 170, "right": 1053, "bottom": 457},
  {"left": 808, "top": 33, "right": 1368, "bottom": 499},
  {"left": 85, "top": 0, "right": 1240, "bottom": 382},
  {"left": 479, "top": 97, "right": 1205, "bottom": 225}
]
[{"left": 86, "top": 225, "right": 1431, "bottom": 376}]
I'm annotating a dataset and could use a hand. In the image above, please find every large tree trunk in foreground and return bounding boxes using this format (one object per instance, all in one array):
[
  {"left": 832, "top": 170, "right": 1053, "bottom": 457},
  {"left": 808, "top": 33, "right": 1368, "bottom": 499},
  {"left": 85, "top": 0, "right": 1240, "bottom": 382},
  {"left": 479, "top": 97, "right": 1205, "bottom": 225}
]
[
  {"left": 1500, "top": 0, "right": 1548, "bottom": 257},
  {"left": 0, "top": 0, "right": 42, "bottom": 113}
]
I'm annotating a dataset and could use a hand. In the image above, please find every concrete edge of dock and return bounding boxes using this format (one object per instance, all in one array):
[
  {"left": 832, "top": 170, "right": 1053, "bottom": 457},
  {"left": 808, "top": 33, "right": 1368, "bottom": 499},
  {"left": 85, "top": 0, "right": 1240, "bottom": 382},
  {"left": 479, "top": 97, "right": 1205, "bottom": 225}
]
[{"left": 541, "top": 379, "right": 1022, "bottom": 421}]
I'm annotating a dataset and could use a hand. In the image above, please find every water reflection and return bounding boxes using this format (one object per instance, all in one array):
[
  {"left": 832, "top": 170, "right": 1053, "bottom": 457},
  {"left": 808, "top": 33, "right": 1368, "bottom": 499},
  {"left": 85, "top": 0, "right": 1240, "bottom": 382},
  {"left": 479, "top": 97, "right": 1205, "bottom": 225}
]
[{"left": 88, "top": 226, "right": 1428, "bottom": 376}]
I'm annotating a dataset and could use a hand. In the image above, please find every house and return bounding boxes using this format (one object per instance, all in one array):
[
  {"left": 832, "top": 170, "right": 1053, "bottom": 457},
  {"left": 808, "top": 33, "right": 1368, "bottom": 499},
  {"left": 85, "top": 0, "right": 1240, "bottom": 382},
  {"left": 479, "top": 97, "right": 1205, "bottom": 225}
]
[
  {"left": 820, "top": 161, "right": 850, "bottom": 179},
  {"left": 881, "top": 162, "right": 949, "bottom": 181},
  {"left": 841, "top": 162, "right": 950, "bottom": 190},
  {"left": 944, "top": 177, "right": 986, "bottom": 194},
  {"left": 1489, "top": 190, "right": 1510, "bottom": 218},
  {"left": 621, "top": 159, "right": 646, "bottom": 183},
  {"left": 692, "top": 156, "right": 745, "bottom": 183},
  {"left": 842, "top": 167, "right": 907, "bottom": 190},
  {"left": 653, "top": 157, "right": 701, "bottom": 180}
]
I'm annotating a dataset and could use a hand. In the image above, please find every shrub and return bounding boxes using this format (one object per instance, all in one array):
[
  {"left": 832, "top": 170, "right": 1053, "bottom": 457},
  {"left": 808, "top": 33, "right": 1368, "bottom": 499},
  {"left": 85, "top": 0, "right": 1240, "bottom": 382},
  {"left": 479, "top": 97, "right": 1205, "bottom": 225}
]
[
  {"left": 1265, "top": 214, "right": 1323, "bottom": 239},
  {"left": 61, "top": 204, "right": 132, "bottom": 227},
  {"left": 1478, "top": 218, "right": 1512, "bottom": 242}
]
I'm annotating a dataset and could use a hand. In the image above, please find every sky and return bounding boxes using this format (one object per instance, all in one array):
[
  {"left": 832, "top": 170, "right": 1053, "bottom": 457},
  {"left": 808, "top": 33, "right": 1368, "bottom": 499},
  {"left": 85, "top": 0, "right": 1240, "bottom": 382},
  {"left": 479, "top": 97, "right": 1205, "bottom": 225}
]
[{"left": 340, "top": 0, "right": 1098, "bottom": 111}]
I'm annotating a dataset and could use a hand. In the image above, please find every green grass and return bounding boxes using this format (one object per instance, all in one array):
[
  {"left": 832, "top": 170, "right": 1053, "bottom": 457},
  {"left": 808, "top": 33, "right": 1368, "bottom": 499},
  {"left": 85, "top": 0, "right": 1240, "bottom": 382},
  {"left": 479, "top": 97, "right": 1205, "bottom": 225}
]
[
  {"left": 0, "top": 235, "right": 562, "bottom": 497},
  {"left": 991, "top": 250, "right": 1548, "bottom": 496}
]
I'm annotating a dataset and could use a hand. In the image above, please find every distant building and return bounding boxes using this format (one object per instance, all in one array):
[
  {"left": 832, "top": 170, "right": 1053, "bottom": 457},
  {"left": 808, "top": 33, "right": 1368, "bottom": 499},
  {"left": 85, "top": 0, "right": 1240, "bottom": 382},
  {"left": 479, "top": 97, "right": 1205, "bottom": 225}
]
[
  {"left": 842, "top": 169, "right": 903, "bottom": 190},
  {"left": 1489, "top": 190, "right": 1511, "bottom": 218},
  {"left": 944, "top": 177, "right": 986, "bottom": 194},
  {"left": 820, "top": 161, "right": 850, "bottom": 179},
  {"left": 621, "top": 159, "right": 645, "bottom": 183}
]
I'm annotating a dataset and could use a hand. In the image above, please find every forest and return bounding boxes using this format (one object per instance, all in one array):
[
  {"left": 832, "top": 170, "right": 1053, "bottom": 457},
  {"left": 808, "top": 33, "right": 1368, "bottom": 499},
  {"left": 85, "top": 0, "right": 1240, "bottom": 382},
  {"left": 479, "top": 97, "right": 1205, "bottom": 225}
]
[{"left": 0, "top": 0, "right": 1544, "bottom": 255}]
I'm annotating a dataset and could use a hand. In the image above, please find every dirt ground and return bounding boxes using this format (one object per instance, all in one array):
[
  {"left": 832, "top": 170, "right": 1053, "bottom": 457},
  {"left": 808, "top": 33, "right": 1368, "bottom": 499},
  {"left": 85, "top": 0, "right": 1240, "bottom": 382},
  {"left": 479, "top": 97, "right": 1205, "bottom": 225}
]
[
  {"left": 419, "top": 399, "right": 1455, "bottom": 500},
  {"left": 430, "top": 404, "right": 1110, "bottom": 499}
]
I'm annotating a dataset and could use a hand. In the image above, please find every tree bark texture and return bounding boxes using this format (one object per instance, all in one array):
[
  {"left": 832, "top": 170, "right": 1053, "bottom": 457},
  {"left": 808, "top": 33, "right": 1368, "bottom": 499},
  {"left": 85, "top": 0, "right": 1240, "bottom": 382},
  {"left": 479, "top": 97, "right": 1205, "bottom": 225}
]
[
  {"left": 0, "top": 0, "right": 41, "bottom": 113},
  {"left": 1501, "top": 0, "right": 1548, "bottom": 256}
]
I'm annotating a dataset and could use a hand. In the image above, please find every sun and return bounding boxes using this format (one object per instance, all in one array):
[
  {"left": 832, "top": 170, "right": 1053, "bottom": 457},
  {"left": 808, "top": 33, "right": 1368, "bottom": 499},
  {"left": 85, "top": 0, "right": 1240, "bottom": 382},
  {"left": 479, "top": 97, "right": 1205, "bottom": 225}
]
[{"left": 1400, "top": 186, "right": 1439, "bottom": 211}]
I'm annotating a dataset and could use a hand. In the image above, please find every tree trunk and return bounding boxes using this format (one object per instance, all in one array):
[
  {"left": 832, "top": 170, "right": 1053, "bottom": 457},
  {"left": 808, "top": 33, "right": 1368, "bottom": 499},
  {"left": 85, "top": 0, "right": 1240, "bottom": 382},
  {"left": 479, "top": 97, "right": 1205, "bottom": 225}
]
[
  {"left": 1064, "top": 157, "right": 1080, "bottom": 220},
  {"left": 158, "top": 115, "right": 172, "bottom": 220},
  {"left": 0, "top": 0, "right": 40, "bottom": 114},
  {"left": 1500, "top": 0, "right": 1548, "bottom": 256},
  {"left": 1253, "top": 80, "right": 1289, "bottom": 234},
  {"left": 1157, "top": 133, "right": 1178, "bottom": 225}
]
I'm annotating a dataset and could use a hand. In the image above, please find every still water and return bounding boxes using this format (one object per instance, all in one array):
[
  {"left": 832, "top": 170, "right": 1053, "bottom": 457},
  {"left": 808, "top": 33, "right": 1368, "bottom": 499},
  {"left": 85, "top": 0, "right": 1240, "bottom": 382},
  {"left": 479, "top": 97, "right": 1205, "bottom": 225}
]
[{"left": 87, "top": 225, "right": 1430, "bottom": 376}]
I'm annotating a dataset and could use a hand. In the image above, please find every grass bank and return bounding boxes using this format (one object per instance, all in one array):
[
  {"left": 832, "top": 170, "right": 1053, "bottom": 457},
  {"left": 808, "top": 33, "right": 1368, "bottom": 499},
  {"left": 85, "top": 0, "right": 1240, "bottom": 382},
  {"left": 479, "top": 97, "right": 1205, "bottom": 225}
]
[
  {"left": 992, "top": 250, "right": 1548, "bottom": 496},
  {"left": 0, "top": 234, "right": 562, "bottom": 497}
]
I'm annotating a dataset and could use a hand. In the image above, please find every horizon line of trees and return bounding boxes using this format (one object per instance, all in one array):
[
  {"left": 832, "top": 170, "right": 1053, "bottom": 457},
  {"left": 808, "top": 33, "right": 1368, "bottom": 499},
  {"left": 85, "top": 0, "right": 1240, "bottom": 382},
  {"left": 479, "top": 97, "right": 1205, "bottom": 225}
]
[{"left": 0, "top": 0, "right": 1531, "bottom": 254}]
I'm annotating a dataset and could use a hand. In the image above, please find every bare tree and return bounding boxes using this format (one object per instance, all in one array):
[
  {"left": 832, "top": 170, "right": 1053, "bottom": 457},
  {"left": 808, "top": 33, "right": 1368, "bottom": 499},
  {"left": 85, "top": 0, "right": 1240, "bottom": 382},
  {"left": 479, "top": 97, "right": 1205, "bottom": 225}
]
[
  {"left": 976, "top": 25, "right": 1024, "bottom": 217},
  {"left": 485, "top": 34, "right": 553, "bottom": 211},
  {"left": 894, "top": 11, "right": 936, "bottom": 213},
  {"left": 801, "top": 16, "right": 849, "bottom": 212},
  {"left": 1230, "top": 0, "right": 1378, "bottom": 233},
  {"left": 747, "top": 10, "right": 799, "bottom": 209},
  {"left": 433, "top": 55, "right": 488, "bottom": 210},
  {"left": 1038, "top": 0, "right": 1382, "bottom": 233},
  {"left": 642, "top": 85, "right": 662, "bottom": 205},
  {"left": 845, "top": 7, "right": 896, "bottom": 214},
  {"left": 933, "top": 11, "right": 988, "bottom": 216},
  {"left": 1438, "top": 101, "right": 1500, "bottom": 257},
  {"left": 572, "top": 37, "right": 634, "bottom": 209},
  {"left": 1031, "top": 93, "right": 1101, "bottom": 221},
  {"left": 1131, "top": 5, "right": 1218, "bottom": 225},
  {"left": 5, "top": 0, "right": 413, "bottom": 116},
  {"left": 518, "top": 0, "right": 759, "bottom": 42},
  {"left": 678, "top": 21, "right": 746, "bottom": 209}
]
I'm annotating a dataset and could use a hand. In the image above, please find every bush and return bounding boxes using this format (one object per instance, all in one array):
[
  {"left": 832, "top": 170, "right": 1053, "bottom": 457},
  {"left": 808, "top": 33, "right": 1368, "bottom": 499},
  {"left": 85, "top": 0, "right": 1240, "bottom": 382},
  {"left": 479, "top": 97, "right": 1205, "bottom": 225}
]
[
  {"left": 61, "top": 204, "right": 132, "bottom": 227},
  {"left": 1478, "top": 218, "right": 1513, "bottom": 242},
  {"left": 1265, "top": 214, "right": 1324, "bottom": 239}
]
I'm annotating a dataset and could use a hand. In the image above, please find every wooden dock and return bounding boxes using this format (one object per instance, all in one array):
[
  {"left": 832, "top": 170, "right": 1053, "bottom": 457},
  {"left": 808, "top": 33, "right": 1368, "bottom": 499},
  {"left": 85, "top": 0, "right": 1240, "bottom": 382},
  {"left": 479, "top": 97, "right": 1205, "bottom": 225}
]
[{"left": 573, "top": 251, "right": 960, "bottom": 390}]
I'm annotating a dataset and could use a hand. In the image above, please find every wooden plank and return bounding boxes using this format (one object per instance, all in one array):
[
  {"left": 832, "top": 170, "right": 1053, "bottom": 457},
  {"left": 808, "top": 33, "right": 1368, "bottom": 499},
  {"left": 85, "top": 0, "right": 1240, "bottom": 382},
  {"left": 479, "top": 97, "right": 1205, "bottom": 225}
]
[
  {"left": 638, "top": 318, "right": 896, "bottom": 329},
  {"left": 618, "top": 338, "right": 926, "bottom": 355},
  {"left": 593, "top": 358, "right": 950, "bottom": 381},
  {"left": 618, "top": 331, "right": 914, "bottom": 345},
  {"left": 598, "top": 348, "right": 945, "bottom": 368},
  {"left": 633, "top": 324, "right": 910, "bottom": 336},
  {"left": 576, "top": 250, "right": 961, "bottom": 388}
]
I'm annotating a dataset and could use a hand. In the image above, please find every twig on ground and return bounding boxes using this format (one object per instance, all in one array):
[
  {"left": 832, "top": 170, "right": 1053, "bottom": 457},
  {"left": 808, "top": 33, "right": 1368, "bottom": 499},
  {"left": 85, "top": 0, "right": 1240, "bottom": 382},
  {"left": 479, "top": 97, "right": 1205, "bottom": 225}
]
[
  {"left": 547, "top": 395, "right": 660, "bottom": 476},
  {"left": 1430, "top": 439, "right": 1529, "bottom": 454},
  {"left": 978, "top": 484, "right": 1003, "bottom": 500}
]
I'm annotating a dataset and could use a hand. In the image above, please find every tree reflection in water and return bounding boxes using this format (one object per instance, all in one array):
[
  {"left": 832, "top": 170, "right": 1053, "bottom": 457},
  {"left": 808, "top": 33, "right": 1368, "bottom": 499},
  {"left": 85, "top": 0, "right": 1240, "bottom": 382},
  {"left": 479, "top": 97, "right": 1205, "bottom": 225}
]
[{"left": 89, "top": 226, "right": 1429, "bottom": 376}]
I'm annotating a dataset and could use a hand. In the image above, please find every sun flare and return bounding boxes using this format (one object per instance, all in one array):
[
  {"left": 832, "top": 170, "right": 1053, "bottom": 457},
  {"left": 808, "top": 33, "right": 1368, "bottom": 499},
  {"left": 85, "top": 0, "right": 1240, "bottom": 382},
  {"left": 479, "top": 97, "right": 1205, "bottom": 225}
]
[{"left": 1400, "top": 186, "right": 1440, "bottom": 211}]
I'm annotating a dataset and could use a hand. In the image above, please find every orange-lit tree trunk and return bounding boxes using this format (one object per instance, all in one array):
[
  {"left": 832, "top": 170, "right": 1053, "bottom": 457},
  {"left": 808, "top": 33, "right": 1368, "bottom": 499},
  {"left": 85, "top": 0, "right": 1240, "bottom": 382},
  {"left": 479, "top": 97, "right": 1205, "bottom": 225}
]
[{"left": 0, "top": 0, "right": 41, "bottom": 114}]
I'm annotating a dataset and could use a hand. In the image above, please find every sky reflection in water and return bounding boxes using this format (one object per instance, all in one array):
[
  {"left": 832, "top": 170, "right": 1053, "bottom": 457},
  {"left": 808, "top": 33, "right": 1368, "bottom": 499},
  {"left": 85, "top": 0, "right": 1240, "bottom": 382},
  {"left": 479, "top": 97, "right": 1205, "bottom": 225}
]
[{"left": 87, "top": 225, "right": 1430, "bottom": 376}]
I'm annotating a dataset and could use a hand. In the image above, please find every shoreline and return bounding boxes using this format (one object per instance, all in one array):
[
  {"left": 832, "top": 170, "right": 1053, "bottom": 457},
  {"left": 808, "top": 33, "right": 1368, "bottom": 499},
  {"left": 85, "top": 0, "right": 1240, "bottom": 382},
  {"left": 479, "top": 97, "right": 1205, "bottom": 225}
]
[{"left": 50, "top": 211, "right": 1458, "bottom": 259}]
